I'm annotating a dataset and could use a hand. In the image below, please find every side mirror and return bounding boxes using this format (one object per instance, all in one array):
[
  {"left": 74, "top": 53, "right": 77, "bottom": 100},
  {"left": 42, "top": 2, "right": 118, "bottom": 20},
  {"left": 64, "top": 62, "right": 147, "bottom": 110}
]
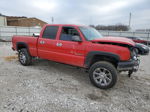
[
  {"left": 72, "top": 36, "right": 82, "bottom": 42},
  {"left": 33, "top": 33, "right": 40, "bottom": 37}
]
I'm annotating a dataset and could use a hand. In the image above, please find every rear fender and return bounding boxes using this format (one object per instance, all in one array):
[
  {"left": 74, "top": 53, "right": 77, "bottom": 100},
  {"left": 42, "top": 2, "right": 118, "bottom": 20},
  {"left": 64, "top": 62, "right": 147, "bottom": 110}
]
[{"left": 16, "top": 42, "right": 30, "bottom": 54}]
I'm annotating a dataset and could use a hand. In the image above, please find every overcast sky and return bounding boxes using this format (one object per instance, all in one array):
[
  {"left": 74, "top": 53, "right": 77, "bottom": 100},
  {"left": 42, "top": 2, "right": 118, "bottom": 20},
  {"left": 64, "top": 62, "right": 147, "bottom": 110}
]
[{"left": 0, "top": 0, "right": 150, "bottom": 29}]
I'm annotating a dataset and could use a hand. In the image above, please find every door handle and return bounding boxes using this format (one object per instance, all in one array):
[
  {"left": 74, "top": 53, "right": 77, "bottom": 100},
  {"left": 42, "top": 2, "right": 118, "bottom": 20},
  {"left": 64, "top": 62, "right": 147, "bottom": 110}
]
[
  {"left": 56, "top": 43, "right": 62, "bottom": 47},
  {"left": 39, "top": 41, "right": 45, "bottom": 44}
]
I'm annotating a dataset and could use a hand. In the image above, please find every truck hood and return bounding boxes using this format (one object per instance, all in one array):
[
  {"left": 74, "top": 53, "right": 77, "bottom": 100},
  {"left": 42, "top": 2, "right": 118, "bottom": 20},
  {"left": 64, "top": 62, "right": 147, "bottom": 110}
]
[{"left": 91, "top": 36, "right": 135, "bottom": 46}]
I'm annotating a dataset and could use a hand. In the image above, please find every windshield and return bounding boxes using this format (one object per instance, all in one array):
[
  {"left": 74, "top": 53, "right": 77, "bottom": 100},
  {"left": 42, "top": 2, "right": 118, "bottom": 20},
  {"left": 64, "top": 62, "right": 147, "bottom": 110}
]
[{"left": 79, "top": 27, "right": 103, "bottom": 40}]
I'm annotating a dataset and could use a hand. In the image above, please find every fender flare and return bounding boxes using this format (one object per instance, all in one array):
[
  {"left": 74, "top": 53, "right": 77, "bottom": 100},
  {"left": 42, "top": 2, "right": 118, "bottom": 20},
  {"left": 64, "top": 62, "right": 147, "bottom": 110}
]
[
  {"left": 84, "top": 51, "right": 120, "bottom": 68},
  {"left": 16, "top": 42, "right": 29, "bottom": 52}
]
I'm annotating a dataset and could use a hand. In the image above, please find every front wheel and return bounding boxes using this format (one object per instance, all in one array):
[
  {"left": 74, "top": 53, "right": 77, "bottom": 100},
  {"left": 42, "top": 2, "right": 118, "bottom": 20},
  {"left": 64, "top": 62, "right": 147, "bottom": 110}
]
[
  {"left": 89, "top": 61, "right": 118, "bottom": 89},
  {"left": 18, "top": 48, "right": 32, "bottom": 66}
]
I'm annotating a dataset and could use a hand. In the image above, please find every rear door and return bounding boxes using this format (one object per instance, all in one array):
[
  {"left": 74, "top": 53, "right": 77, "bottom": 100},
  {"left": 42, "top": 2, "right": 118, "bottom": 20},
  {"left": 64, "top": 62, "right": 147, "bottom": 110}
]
[{"left": 37, "top": 25, "right": 60, "bottom": 61}]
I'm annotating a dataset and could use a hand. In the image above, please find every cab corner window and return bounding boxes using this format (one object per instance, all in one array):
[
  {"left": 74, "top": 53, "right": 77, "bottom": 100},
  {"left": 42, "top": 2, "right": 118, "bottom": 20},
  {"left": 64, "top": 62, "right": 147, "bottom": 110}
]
[{"left": 42, "top": 26, "right": 59, "bottom": 39}]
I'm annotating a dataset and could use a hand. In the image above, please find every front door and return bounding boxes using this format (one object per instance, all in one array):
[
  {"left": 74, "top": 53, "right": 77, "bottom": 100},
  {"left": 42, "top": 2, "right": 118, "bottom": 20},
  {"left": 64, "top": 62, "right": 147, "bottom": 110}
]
[{"left": 55, "top": 26, "right": 86, "bottom": 67}]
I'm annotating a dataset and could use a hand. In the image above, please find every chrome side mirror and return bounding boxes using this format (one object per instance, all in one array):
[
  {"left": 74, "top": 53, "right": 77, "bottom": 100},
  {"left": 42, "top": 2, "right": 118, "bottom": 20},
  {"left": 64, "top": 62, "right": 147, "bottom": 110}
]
[{"left": 33, "top": 33, "right": 40, "bottom": 37}]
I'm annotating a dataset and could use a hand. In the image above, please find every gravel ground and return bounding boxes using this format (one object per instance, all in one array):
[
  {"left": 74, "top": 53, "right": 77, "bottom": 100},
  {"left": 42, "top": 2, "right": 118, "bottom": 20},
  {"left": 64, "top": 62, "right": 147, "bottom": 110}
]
[{"left": 0, "top": 42, "right": 150, "bottom": 112}]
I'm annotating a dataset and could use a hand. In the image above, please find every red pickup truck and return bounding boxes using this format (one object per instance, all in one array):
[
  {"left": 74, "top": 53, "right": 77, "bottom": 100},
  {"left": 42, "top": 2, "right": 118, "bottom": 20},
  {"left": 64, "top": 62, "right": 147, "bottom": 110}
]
[{"left": 12, "top": 24, "right": 139, "bottom": 89}]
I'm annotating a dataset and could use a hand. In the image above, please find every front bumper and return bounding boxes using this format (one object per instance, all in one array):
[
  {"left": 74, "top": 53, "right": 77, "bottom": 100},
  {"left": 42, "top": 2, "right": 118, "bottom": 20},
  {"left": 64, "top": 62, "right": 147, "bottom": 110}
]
[{"left": 117, "top": 59, "right": 140, "bottom": 71}]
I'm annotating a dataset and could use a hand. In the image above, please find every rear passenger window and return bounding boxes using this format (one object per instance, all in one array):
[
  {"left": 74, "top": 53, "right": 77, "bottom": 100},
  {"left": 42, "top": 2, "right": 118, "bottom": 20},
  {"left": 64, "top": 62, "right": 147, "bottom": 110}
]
[{"left": 42, "top": 26, "right": 59, "bottom": 39}]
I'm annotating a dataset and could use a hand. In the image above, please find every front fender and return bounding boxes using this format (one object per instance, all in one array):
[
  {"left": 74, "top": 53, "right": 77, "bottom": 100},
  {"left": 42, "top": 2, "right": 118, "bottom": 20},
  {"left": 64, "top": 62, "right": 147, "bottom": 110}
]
[{"left": 84, "top": 51, "right": 120, "bottom": 68}]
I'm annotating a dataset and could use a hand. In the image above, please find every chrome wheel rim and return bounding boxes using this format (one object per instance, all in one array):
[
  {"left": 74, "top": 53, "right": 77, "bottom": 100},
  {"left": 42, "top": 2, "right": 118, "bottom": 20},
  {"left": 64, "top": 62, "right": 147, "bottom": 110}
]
[
  {"left": 93, "top": 67, "right": 112, "bottom": 86},
  {"left": 19, "top": 52, "right": 26, "bottom": 64}
]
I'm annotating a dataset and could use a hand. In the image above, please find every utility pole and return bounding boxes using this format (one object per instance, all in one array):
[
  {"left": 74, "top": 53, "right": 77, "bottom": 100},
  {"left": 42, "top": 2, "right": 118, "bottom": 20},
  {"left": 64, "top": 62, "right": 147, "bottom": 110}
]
[
  {"left": 128, "top": 12, "right": 132, "bottom": 30},
  {"left": 51, "top": 17, "right": 54, "bottom": 24}
]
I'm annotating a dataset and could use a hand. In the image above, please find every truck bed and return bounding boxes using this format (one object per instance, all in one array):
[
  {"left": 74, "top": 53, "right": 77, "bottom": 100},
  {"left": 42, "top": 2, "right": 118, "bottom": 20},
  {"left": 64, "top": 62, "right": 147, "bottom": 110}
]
[{"left": 12, "top": 36, "right": 38, "bottom": 57}]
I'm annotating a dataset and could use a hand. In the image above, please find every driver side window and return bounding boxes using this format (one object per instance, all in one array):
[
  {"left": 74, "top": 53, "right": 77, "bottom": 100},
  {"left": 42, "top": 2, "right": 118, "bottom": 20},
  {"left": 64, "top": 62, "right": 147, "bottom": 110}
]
[{"left": 60, "top": 27, "right": 80, "bottom": 41}]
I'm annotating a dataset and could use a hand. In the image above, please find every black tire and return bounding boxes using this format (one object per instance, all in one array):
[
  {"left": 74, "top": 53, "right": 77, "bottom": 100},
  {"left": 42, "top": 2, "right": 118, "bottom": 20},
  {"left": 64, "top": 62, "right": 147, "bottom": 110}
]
[
  {"left": 89, "top": 61, "right": 118, "bottom": 89},
  {"left": 18, "top": 48, "right": 32, "bottom": 66}
]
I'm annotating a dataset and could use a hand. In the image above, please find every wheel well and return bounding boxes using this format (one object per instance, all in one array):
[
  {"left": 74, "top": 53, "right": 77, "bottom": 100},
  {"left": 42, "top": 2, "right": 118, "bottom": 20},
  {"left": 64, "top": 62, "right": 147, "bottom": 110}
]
[
  {"left": 16, "top": 43, "right": 28, "bottom": 51},
  {"left": 89, "top": 55, "right": 119, "bottom": 68}
]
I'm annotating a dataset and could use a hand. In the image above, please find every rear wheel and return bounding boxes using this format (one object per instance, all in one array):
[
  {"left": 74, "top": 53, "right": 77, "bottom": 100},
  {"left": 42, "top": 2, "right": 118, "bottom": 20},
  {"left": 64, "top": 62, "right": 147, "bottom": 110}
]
[
  {"left": 89, "top": 61, "right": 117, "bottom": 89},
  {"left": 18, "top": 48, "right": 32, "bottom": 66}
]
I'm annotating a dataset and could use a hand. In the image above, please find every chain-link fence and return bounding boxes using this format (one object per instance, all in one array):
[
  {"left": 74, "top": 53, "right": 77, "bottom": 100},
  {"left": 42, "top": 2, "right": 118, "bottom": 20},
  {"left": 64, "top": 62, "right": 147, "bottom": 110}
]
[
  {"left": 0, "top": 26, "right": 41, "bottom": 42},
  {"left": 0, "top": 26, "right": 150, "bottom": 45}
]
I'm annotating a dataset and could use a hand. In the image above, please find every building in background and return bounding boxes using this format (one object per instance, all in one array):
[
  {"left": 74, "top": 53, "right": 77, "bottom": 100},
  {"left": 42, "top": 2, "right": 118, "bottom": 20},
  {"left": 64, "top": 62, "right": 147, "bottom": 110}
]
[
  {"left": 6, "top": 16, "right": 47, "bottom": 27},
  {"left": 0, "top": 14, "right": 47, "bottom": 27},
  {"left": 0, "top": 14, "right": 7, "bottom": 26}
]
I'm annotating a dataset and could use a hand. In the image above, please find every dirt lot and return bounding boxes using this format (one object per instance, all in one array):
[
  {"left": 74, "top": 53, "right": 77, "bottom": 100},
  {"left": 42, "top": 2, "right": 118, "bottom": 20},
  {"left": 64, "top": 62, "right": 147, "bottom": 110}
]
[{"left": 0, "top": 42, "right": 150, "bottom": 112}]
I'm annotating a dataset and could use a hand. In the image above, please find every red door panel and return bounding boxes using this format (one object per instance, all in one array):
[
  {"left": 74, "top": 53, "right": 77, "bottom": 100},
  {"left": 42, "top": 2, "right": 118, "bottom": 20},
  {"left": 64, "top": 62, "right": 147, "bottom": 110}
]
[
  {"left": 37, "top": 38, "right": 59, "bottom": 61},
  {"left": 37, "top": 25, "right": 61, "bottom": 61},
  {"left": 55, "top": 40, "right": 85, "bottom": 67}
]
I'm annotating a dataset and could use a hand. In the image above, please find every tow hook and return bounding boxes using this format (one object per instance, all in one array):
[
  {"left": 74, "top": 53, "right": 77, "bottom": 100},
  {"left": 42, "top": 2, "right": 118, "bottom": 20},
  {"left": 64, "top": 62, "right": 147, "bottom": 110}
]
[
  {"left": 128, "top": 70, "right": 133, "bottom": 77},
  {"left": 128, "top": 59, "right": 140, "bottom": 77}
]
